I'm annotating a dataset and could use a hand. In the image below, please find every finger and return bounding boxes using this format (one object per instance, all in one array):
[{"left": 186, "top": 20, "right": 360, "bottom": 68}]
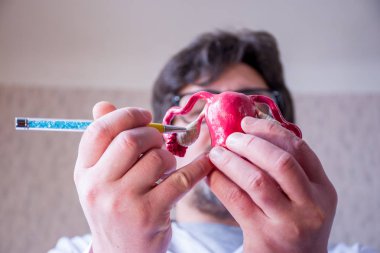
[
  {"left": 94, "top": 127, "right": 164, "bottom": 181},
  {"left": 207, "top": 169, "right": 264, "bottom": 228},
  {"left": 209, "top": 146, "right": 290, "bottom": 217},
  {"left": 241, "top": 116, "right": 328, "bottom": 184},
  {"left": 226, "top": 132, "right": 312, "bottom": 203},
  {"left": 151, "top": 155, "right": 214, "bottom": 210},
  {"left": 122, "top": 148, "right": 176, "bottom": 193},
  {"left": 92, "top": 101, "right": 117, "bottom": 120},
  {"left": 77, "top": 107, "right": 152, "bottom": 168}
]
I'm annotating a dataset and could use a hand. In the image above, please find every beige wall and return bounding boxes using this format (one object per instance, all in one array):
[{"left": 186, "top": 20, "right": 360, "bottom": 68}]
[
  {"left": 0, "top": 0, "right": 380, "bottom": 93},
  {"left": 1, "top": 85, "right": 379, "bottom": 252}
]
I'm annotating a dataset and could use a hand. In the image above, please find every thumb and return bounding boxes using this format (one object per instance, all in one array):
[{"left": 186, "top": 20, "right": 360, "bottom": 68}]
[
  {"left": 152, "top": 154, "right": 214, "bottom": 210},
  {"left": 92, "top": 101, "right": 117, "bottom": 120}
]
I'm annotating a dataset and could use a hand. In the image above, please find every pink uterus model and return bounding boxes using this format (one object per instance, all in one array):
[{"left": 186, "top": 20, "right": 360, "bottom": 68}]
[{"left": 163, "top": 91, "right": 302, "bottom": 157}]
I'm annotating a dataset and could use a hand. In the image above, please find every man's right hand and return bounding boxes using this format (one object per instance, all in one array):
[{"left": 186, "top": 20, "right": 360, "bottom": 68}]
[{"left": 74, "top": 101, "right": 213, "bottom": 253}]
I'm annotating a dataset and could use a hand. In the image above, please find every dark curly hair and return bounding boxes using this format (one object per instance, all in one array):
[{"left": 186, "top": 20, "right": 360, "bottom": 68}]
[{"left": 151, "top": 30, "right": 295, "bottom": 123}]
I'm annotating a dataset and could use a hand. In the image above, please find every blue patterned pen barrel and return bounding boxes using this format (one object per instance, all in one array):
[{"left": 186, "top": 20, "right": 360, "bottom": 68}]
[{"left": 16, "top": 118, "right": 92, "bottom": 132}]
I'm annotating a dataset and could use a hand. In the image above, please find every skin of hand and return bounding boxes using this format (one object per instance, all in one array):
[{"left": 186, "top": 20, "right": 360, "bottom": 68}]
[
  {"left": 74, "top": 101, "right": 214, "bottom": 253},
  {"left": 208, "top": 116, "right": 338, "bottom": 253}
]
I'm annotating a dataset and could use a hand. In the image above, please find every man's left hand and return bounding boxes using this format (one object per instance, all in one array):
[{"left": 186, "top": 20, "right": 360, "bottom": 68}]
[{"left": 208, "top": 116, "right": 337, "bottom": 253}]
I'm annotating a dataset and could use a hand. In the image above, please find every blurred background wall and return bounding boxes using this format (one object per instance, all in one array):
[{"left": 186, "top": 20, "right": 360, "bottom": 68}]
[{"left": 0, "top": 0, "right": 379, "bottom": 252}]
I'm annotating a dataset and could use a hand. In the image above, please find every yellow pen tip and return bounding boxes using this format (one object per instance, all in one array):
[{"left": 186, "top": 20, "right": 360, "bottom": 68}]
[{"left": 148, "top": 123, "right": 165, "bottom": 133}]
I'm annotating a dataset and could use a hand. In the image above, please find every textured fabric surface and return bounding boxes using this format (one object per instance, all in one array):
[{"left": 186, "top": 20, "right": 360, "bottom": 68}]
[
  {"left": 0, "top": 85, "right": 379, "bottom": 253},
  {"left": 294, "top": 93, "right": 380, "bottom": 249}
]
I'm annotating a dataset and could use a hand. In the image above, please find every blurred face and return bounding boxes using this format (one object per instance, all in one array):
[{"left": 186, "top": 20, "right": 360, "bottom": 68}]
[{"left": 173, "top": 63, "right": 269, "bottom": 217}]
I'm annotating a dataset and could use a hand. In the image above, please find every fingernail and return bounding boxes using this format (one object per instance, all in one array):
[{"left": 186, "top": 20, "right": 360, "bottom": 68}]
[
  {"left": 242, "top": 116, "right": 257, "bottom": 126},
  {"left": 226, "top": 132, "right": 245, "bottom": 147},
  {"left": 209, "top": 146, "right": 225, "bottom": 162}
]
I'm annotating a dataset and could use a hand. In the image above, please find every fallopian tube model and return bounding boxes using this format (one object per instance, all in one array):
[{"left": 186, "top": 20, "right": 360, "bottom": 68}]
[{"left": 163, "top": 91, "right": 302, "bottom": 157}]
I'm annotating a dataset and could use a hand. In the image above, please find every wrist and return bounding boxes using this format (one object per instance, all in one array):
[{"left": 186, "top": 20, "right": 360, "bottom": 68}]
[{"left": 91, "top": 229, "right": 171, "bottom": 253}]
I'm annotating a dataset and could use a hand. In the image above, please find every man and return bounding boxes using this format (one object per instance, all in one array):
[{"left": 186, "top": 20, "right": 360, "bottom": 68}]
[{"left": 49, "top": 30, "right": 377, "bottom": 253}]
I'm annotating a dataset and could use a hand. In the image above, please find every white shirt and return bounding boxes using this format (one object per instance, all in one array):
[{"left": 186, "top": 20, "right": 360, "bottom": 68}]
[{"left": 48, "top": 222, "right": 378, "bottom": 253}]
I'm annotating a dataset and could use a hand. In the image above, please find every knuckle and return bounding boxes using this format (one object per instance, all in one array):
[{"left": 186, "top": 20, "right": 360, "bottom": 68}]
[
  {"left": 147, "top": 149, "right": 165, "bottom": 167},
  {"left": 123, "top": 107, "right": 149, "bottom": 123},
  {"left": 225, "top": 187, "right": 246, "bottom": 203},
  {"left": 172, "top": 171, "right": 194, "bottom": 192},
  {"left": 137, "top": 198, "right": 154, "bottom": 223},
  {"left": 310, "top": 207, "right": 326, "bottom": 230},
  {"left": 129, "top": 200, "right": 153, "bottom": 228},
  {"left": 286, "top": 220, "right": 303, "bottom": 240},
  {"left": 218, "top": 151, "right": 232, "bottom": 167},
  {"left": 196, "top": 157, "right": 212, "bottom": 175},
  {"left": 123, "top": 108, "right": 138, "bottom": 121},
  {"left": 117, "top": 131, "right": 140, "bottom": 150},
  {"left": 105, "top": 194, "right": 127, "bottom": 214},
  {"left": 285, "top": 218, "right": 319, "bottom": 242},
  {"left": 282, "top": 202, "right": 330, "bottom": 243},
  {"left": 86, "top": 121, "right": 110, "bottom": 141},
  {"left": 246, "top": 172, "right": 266, "bottom": 191},
  {"left": 275, "top": 152, "right": 295, "bottom": 173},
  {"left": 266, "top": 120, "right": 279, "bottom": 133},
  {"left": 101, "top": 187, "right": 136, "bottom": 215},
  {"left": 292, "top": 137, "right": 308, "bottom": 152},
  {"left": 245, "top": 135, "right": 256, "bottom": 148},
  {"left": 80, "top": 184, "right": 100, "bottom": 208},
  {"left": 303, "top": 204, "right": 326, "bottom": 231}
]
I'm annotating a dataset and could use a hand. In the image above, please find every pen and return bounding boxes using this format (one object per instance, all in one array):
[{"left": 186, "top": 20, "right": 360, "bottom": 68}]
[{"left": 15, "top": 117, "right": 187, "bottom": 133}]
